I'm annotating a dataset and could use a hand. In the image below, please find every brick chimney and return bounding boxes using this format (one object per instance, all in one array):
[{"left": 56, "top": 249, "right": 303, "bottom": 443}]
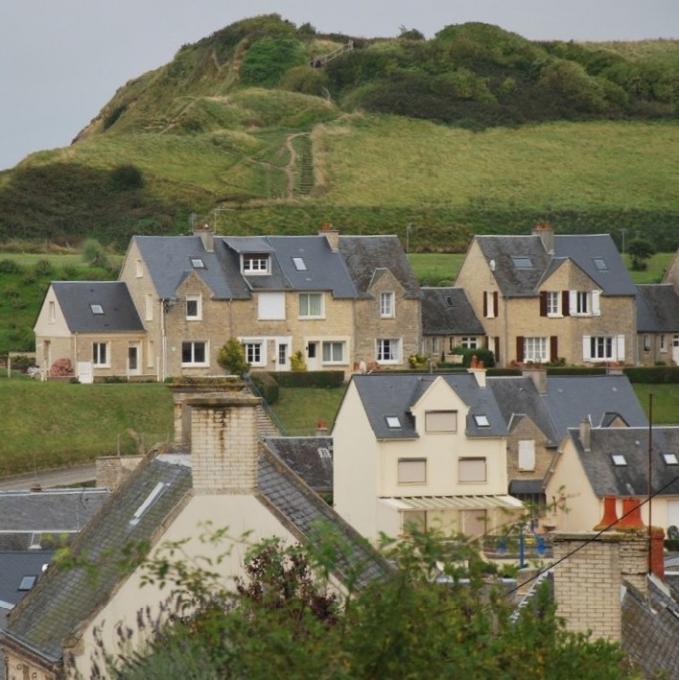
[
  {"left": 522, "top": 367, "right": 547, "bottom": 395},
  {"left": 194, "top": 224, "right": 215, "bottom": 253},
  {"left": 187, "top": 394, "right": 261, "bottom": 493},
  {"left": 320, "top": 223, "right": 340, "bottom": 252},
  {"left": 533, "top": 222, "right": 554, "bottom": 255}
]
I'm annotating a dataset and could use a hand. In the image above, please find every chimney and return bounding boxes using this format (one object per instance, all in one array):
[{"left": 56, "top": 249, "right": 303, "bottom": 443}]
[
  {"left": 467, "top": 364, "right": 486, "bottom": 387},
  {"left": 316, "top": 419, "right": 329, "bottom": 436},
  {"left": 593, "top": 495, "right": 619, "bottom": 530},
  {"left": 194, "top": 223, "right": 215, "bottom": 253},
  {"left": 579, "top": 418, "right": 591, "bottom": 451},
  {"left": 532, "top": 222, "right": 554, "bottom": 255},
  {"left": 188, "top": 394, "right": 261, "bottom": 493},
  {"left": 522, "top": 367, "right": 547, "bottom": 395},
  {"left": 618, "top": 497, "right": 644, "bottom": 530},
  {"left": 320, "top": 223, "right": 340, "bottom": 252},
  {"left": 650, "top": 527, "right": 665, "bottom": 581}
]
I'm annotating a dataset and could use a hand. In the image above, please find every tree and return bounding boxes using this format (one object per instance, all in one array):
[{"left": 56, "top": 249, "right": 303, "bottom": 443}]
[
  {"left": 627, "top": 238, "right": 655, "bottom": 271},
  {"left": 217, "top": 338, "right": 250, "bottom": 376}
]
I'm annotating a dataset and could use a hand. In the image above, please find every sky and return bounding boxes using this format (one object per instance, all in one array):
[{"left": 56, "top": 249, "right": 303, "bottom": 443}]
[{"left": 1, "top": 0, "right": 678, "bottom": 170}]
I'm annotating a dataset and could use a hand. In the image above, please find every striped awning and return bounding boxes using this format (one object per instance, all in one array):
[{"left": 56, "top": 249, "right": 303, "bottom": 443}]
[{"left": 379, "top": 495, "right": 524, "bottom": 511}]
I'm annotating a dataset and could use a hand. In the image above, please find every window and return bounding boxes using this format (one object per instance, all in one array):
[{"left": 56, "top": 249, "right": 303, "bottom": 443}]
[
  {"left": 292, "top": 257, "right": 307, "bottom": 271},
  {"left": 425, "top": 410, "right": 457, "bottom": 433},
  {"left": 147, "top": 340, "right": 155, "bottom": 369},
  {"left": 135, "top": 259, "right": 143, "bottom": 277},
  {"left": 186, "top": 295, "right": 202, "bottom": 320},
  {"left": 322, "top": 341, "right": 345, "bottom": 364},
  {"left": 474, "top": 414, "right": 490, "bottom": 427},
  {"left": 258, "top": 292, "right": 285, "bottom": 320},
  {"left": 398, "top": 458, "right": 426, "bottom": 484},
  {"left": 242, "top": 254, "right": 270, "bottom": 275},
  {"left": 431, "top": 337, "right": 439, "bottom": 354},
  {"left": 512, "top": 256, "right": 533, "bottom": 269},
  {"left": 92, "top": 342, "right": 108, "bottom": 366},
  {"left": 593, "top": 257, "right": 608, "bottom": 271},
  {"left": 611, "top": 454, "right": 627, "bottom": 466},
  {"left": 590, "top": 336, "right": 614, "bottom": 360},
  {"left": 576, "top": 291, "right": 589, "bottom": 315},
  {"left": 90, "top": 304, "right": 104, "bottom": 315},
  {"left": 181, "top": 341, "right": 207, "bottom": 366},
  {"left": 242, "top": 341, "right": 264, "bottom": 366},
  {"left": 524, "top": 337, "right": 548, "bottom": 363},
  {"left": 48, "top": 300, "right": 56, "bottom": 323},
  {"left": 18, "top": 576, "right": 36, "bottom": 591},
  {"left": 484, "top": 291, "right": 497, "bottom": 318},
  {"left": 380, "top": 291, "right": 395, "bottom": 318},
  {"left": 459, "top": 457, "right": 487, "bottom": 483},
  {"left": 377, "top": 338, "right": 400, "bottom": 363},
  {"left": 661, "top": 335, "right": 667, "bottom": 352},
  {"left": 191, "top": 258, "right": 205, "bottom": 269},
  {"left": 643, "top": 334, "right": 651, "bottom": 352},
  {"left": 145, "top": 294, "right": 153, "bottom": 322},
  {"left": 299, "top": 293, "right": 324, "bottom": 319},
  {"left": 402, "top": 510, "right": 427, "bottom": 534},
  {"left": 518, "top": 440, "right": 536, "bottom": 471},
  {"left": 663, "top": 453, "right": 679, "bottom": 465},
  {"left": 385, "top": 416, "right": 401, "bottom": 429},
  {"left": 546, "top": 291, "right": 560, "bottom": 316},
  {"left": 461, "top": 336, "right": 478, "bottom": 349}
]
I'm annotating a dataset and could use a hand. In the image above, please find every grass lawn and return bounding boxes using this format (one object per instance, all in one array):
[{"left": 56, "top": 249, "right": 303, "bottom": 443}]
[
  {"left": 0, "top": 378, "right": 172, "bottom": 474},
  {"left": 0, "top": 252, "right": 124, "bottom": 269},
  {"left": 271, "top": 386, "right": 346, "bottom": 435},
  {"left": 624, "top": 252, "right": 674, "bottom": 284},
  {"left": 633, "top": 385, "right": 679, "bottom": 425}
]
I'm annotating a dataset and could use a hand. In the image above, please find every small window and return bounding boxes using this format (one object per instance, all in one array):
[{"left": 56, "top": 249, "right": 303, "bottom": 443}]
[
  {"left": 377, "top": 338, "right": 400, "bottom": 363},
  {"left": 459, "top": 457, "right": 487, "bottom": 483},
  {"left": 593, "top": 257, "right": 608, "bottom": 271},
  {"left": 643, "top": 334, "right": 651, "bottom": 352},
  {"left": 576, "top": 292, "right": 589, "bottom": 315},
  {"left": 474, "top": 415, "right": 490, "bottom": 427},
  {"left": 181, "top": 341, "right": 207, "bottom": 366},
  {"left": 92, "top": 342, "right": 108, "bottom": 366},
  {"left": 380, "top": 291, "right": 395, "bottom": 318},
  {"left": 318, "top": 447, "right": 331, "bottom": 460},
  {"left": 425, "top": 410, "right": 457, "bottom": 433},
  {"left": 292, "top": 257, "right": 307, "bottom": 271},
  {"left": 446, "top": 296, "right": 454, "bottom": 306},
  {"left": 386, "top": 416, "right": 401, "bottom": 429},
  {"left": 191, "top": 258, "right": 205, "bottom": 269},
  {"left": 129, "top": 482, "right": 167, "bottom": 526},
  {"left": 135, "top": 259, "right": 143, "bottom": 277},
  {"left": 611, "top": 454, "right": 627, "bottom": 466},
  {"left": 145, "top": 294, "right": 154, "bottom": 322},
  {"left": 402, "top": 510, "right": 427, "bottom": 534},
  {"left": 663, "top": 453, "right": 679, "bottom": 465},
  {"left": 299, "top": 293, "right": 324, "bottom": 318},
  {"left": 48, "top": 300, "right": 56, "bottom": 323},
  {"left": 398, "top": 458, "right": 426, "bottom": 484},
  {"left": 512, "top": 256, "right": 533, "bottom": 269},
  {"left": 322, "top": 341, "right": 345, "bottom": 364},
  {"left": 546, "top": 291, "right": 560, "bottom": 316},
  {"left": 18, "top": 576, "right": 36, "bottom": 591},
  {"left": 242, "top": 342, "right": 264, "bottom": 366},
  {"left": 186, "top": 295, "right": 201, "bottom": 320},
  {"left": 90, "top": 304, "right": 104, "bottom": 315},
  {"left": 242, "top": 254, "right": 270, "bottom": 275},
  {"left": 461, "top": 337, "right": 478, "bottom": 349},
  {"left": 518, "top": 440, "right": 536, "bottom": 471},
  {"left": 660, "top": 335, "right": 667, "bottom": 352}
]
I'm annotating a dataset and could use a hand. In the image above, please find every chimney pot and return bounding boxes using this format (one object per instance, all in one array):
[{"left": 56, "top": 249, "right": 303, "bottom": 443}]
[
  {"left": 532, "top": 221, "right": 555, "bottom": 255},
  {"left": 193, "top": 224, "right": 215, "bottom": 253},
  {"left": 618, "top": 497, "right": 645, "bottom": 530},
  {"left": 319, "top": 224, "right": 340, "bottom": 251},
  {"left": 594, "top": 495, "right": 619, "bottom": 530}
]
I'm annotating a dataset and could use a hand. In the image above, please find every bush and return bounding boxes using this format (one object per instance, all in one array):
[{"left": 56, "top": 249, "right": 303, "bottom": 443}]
[
  {"left": 451, "top": 346, "right": 495, "bottom": 368},
  {"left": 0, "top": 259, "right": 21, "bottom": 274},
  {"left": 272, "top": 371, "right": 345, "bottom": 388},
  {"left": 217, "top": 338, "right": 250, "bottom": 376},
  {"left": 81, "top": 239, "right": 111, "bottom": 269},
  {"left": 486, "top": 368, "right": 522, "bottom": 376},
  {"left": 8, "top": 355, "right": 35, "bottom": 372},
  {"left": 33, "top": 259, "right": 54, "bottom": 277},
  {"left": 623, "top": 366, "right": 679, "bottom": 383},
  {"left": 241, "top": 37, "right": 306, "bottom": 87},
  {"left": 408, "top": 354, "right": 429, "bottom": 369},
  {"left": 250, "top": 372, "right": 279, "bottom": 405},
  {"left": 290, "top": 350, "right": 307, "bottom": 371},
  {"left": 110, "top": 164, "right": 144, "bottom": 191},
  {"left": 281, "top": 65, "right": 329, "bottom": 96},
  {"left": 546, "top": 367, "right": 607, "bottom": 375}
]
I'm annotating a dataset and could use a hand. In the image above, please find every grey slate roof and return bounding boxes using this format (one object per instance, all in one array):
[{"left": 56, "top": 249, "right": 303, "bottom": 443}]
[
  {"left": 474, "top": 233, "right": 635, "bottom": 298},
  {"left": 421, "top": 287, "right": 485, "bottom": 336},
  {"left": 569, "top": 426, "right": 679, "bottom": 497},
  {"left": 636, "top": 284, "right": 679, "bottom": 332},
  {"left": 0, "top": 489, "right": 109, "bottom": 533},
  {"left": 0, "top": 552, "right": 53, "bottom": 609},
  {"left": 508, "top": 479, "right": 543, "bottom": 496},
  {"left": 264, "top": 437, "right": 333, "bottom": 493},
  {"left": 52, "top": 282, "right": 143, "bottom": 333},
  {"left": 351, "top": 373, "right": 507, "bottom": 440}
]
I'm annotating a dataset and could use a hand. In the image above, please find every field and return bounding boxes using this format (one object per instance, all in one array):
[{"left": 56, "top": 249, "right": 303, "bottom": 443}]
[
  {"left": 632, "top": 385, "right": 679, "bottom": 425},
  {"left": 271, "top": 386, "right": 346, "bottom": 435}
]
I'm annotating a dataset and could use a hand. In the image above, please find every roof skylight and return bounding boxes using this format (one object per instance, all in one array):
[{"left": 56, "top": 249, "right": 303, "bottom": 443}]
[
  {"left": 386, "top": 416, "right": 401, "bottom": 429},
  {"left": 611, "top": 454, "right": 627, "bottom": 466},
  {"left": 191, "top": 258, "right": 205, "bottom": 269},
  {"left": 593, "top": 257, "right": 608, "bottom": 271},
  {"left": 474, "top": 415, "right": 490, "bottom": 427},
  {"left": 18, "top": 576, "right": 36, "bottom": 591},
  {"left": 129, "top": 482, "right": 167, "bottom": 527},
  {"left": 292, "top": 257, "right": 307, "bottom": 271},
  {"left": 511, "top": 256, "right": 533, "bottom": 269},
  {"left": 663, "top": 453, "right": 679, "bottom": 465},
  {"left": 317, "top": 447, "right": 331, "bottom": 460},
  {"left": 90, "top": 304, "right": 104, "bottom": 315}
]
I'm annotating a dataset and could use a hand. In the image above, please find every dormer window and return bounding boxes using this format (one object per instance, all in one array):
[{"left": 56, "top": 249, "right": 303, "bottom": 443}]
[
  {"left": 292, "top": 257, "right": 307, "bottom": 271},
  {"left": 386, "top": 416, "right": 401, "bottom": 429},
  {"left": 242, "top": 254, "right": 270, "bottom": 275},
  {"left": 593, "top": 257, "right": 608, "bottom": 271},
  {"left": 191, "top": 258, "right": 205, "bottom": 269},
  {"left": 474, "top": 414, "right": 490, "bottom": 427},
  {"left": 611, "top": 454, "right": 627, "bottom": 466},
  {"left": 90, "top": 304, "right": 104, "bottom": 315},
  {"left": 512, "top": 256, "right": 533, "bottom": 269}
]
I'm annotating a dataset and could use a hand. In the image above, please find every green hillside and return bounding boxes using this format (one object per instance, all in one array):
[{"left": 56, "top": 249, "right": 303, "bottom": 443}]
[{"left": 1, "top": 14, "right": 678, "bottom": 249}]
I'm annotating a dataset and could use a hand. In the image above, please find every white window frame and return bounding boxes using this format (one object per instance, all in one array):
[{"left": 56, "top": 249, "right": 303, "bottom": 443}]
[
  {"left": 292, "top": 257, "right": 307, "bottom": 271},
  {"left": 518, "top": 440, "right": 536, "bottom": 471},
  {"left": 191, "top": 258, "right": 205, "bottom": 269},
  {"left": 322, "top": 340, "right": 346, "bottom": 365},
  {"left": 386, "top": 416, "right": 401, "bottom": 429},
  {"left": 461, "top": 336, "right": 478, "bottom": 349},
  {"left": 90, "top": 304, "right": 104, "bottom": 315},
  {"left": 92, "top": 342, "right": 109, "bottom": 368},
  {"left": 186, "top": 294, "right": 202, "bottom": 321},
  {"left": 377, "top": 338, "right": 401, "bottom": 364},
  {"left": 240, "top": 339, "right": 266, "bottom": 367},
  {"left": 458, "top": 457, "right": 487, "bottom": 483},
  {"left": 524, "top": 337, "right": 549, "bottom": 363},
  {"left": 546, "top": 291, "right": 560, "bottom": 317},
  {"left": 181, "top": 341, "right": 209, "bottom": 367},
  {"left": 242, "top": 254, "right": 270, "bottom": 276},
  {"left": 299, "top": 293, "right": 324, "bottom": 319},
  {"left": 576, "top": 291, "right": 589, "bottom": 315},
  {"left": 380, "top": 291, "right": 395, "bottom": 318},
  {"left": 398, "top": 458, "right": 427, "bottom": 485}
]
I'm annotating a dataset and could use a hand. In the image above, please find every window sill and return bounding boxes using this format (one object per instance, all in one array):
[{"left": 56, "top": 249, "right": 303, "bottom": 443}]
[
  {"left": 322, "top": 361, "right": 348, "bottom": 366},
  {"left": 380, "top": 314, "right": 396, "bottom": 319},
  {"left": 258, "top": 317, "right": 286, "bottom": 322},
  {"left": 186, "top": 317, "right": 202, "bottom": 322},
  {"left": 93, "top": 364, "right": 111, "bottom": 369},
  {"left": 378, "top": 359, "right": 401, "bottom": 365},
  {"left": 299, "top": 316, "right": 325, "bottom": 321},
  {"left": 181, "top": 363, "right": 210, "bottom": 368},
  {"left": 546, "top": 313, "right": 563, "bottom": 319}
]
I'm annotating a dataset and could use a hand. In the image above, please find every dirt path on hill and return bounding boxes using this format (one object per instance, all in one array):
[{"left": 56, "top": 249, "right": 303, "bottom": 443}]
[{"left": 284, "top": 132, "right": 308, "bottom": 199}]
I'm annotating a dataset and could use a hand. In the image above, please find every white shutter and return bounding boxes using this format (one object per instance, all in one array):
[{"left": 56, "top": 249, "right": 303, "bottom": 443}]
[
  {"left": 591, "top": 290, "right": 601, "bottom": 316},
  {"left": 616, "top": 335, "right": 625, "bottom": 361},
  {"left": 257, "top": 292, "right": 285, "bottom": 320},
  {"left": 518, "top": 440, "right": 536, "bottom": 471},
  {"left": 582, "top": 335, "right": 591, "bottom": 361},
  {"left": 569, "top": 290, "right": 577, "bottom": 315}
]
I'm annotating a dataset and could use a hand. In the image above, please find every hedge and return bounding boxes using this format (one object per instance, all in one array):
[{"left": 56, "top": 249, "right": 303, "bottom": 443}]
[
  {"left": 487, "top": 368, "right": 522, "bottom": 377},
  {"left": 623, "top": 367, "right": 679, "bottom": 384},
  {"left": 251, "top": 372, "right": 280, "bottom": 404},
  {"left": 546, "top": 367, "right": 607, "bottom": 376},
  {"left": 271, "top": 371, "right": 345, "bottom": 388}
]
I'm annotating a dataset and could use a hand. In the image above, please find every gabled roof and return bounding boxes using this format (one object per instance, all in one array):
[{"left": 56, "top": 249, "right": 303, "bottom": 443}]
[
  {"left": 351, "top": 373, "right": 507, "bottom": 440},
  {"left": 636, "top": 284, "right": 679, "bottom": 332},
  {"left": 51, "top": 282, "right": 143, "bottom": 333},
  {"left": 474, "top": 233, "right": 635, "bottom": 298},
  {"left": 264, "top": 437, "right": 333, "bottom": 493},
  {"left": 0, "top": 552, "right": 53, "bottom": 610},
  {"left": 421, "top": 287, "right": 485, "bottom": 336},
  {"left": 568, "top": 426, "right": 679, "bottom": 497}
]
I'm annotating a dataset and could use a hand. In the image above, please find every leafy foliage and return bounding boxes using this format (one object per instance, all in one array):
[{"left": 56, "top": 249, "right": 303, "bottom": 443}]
[
  {"left": 217, "top": 338, "right": 250, "bottom": 376},
  {"left": 628, "top": 238, "right": 655, "bottom": 270},
  {"left": 241, "top": 37, "right": 306, "bottom": 87}
]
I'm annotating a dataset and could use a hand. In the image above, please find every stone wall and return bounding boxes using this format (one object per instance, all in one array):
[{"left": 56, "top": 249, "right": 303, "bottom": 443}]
[{"left": 95, "top": 455, "right": 144, "bottom": 490}]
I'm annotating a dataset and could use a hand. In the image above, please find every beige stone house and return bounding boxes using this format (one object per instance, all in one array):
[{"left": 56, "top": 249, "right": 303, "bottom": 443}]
[
  {"left": 455, "top": 224, "right": 637, "bottom": 367},
  {"left": 333, "top": 371, "right": 524, "bottom": 541},
  {"left": 635, "top": 284, "right": 679, "bottom": 365}
]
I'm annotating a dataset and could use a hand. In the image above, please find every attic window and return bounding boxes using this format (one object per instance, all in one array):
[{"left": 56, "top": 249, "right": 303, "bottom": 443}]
[
  {"left": 129, "top": 482, "right": 167, "bottom": 527},
  {"left": 90, "top": 304, "right": 104, "bottom": 315},
  {"left": 386, "top": 416, "right": 401, "bottom": 429},
  {"left": 611, "top": 454, "right": 627, "bottom": 466},
  {"left": 511, "top": 256, "right": 533, "bottom": 269},
  {"left": 474, "top": 415, "right": 490, "bottom": 427},
  {"left": 18, "top": 576, "right": 36, "bottom": 591},
  {"left": 242, "top": 254, "right": 270, "bottom": 275},
  {"left": 318, "top": 447, "right": 331, "bottom": 460},
  {"left": 663, "top": 453, "right": 679, "bottom": 465},
  {"left": 191, "top": 258, "right": 205, "bottom": 269},
  {"left": 292, "top": 257, "right": 307, "bottom": 271},
  {"left": 593, "top": 257, "right": 608, "bottom": 271}
]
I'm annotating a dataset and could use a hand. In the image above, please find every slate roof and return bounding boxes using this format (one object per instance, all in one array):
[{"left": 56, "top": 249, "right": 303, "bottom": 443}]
[
  {"left": 569, "top": 426, "right": 679, "bottom": 497},
  {"left": 351, "top": 373, "right": 507, "bottom": 440},
  {"left": 474, "top": 233, "right": 636, "bottom": 298},
  {"left": 636, "top": 284, "right": 679, "bottom": 332},
  {"left": 0, "top": 489, "right": 109, "bottom": 533},
  {"left": 264, "top": 437, "right": 333, "bottom": 493},
  {"left": 52, "top": 282, "right": 144, "bottom": 333},
  {"left": 421, "top": 287, "right": 485, "bottom": 336},
  {"left": 0, "top": 552, "right": 53, "bottom": 610}
]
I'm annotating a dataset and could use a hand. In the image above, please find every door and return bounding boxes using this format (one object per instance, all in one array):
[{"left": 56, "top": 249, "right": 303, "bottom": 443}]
[
  {"left": 77, "top": 362, "right": 93, "bottom": 384},
  {"left": 306, "top": 341, "right": 320, "bottom": 370},
  {"left": 276, "top": 340, "right": 290, "bottom": 371},
  {"left": 128, "top": 343, "right": 141, "bottom": 376},
  {"left": 673, "top": 336, "right": 679, "bottom": 366}
]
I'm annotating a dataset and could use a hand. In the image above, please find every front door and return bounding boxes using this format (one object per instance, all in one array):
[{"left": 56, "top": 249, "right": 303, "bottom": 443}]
[
  {"left": 276, "top": 340, "right": 290, "bottom": 371},
  {"left": 307, "top": 341, "right": 320, "bottom": 370},
  {"left": 673, "top": 336, "right": 679, "bottom": 366},
  {"left": 128, "top": 343, "right": 141, "bottom": 376}
]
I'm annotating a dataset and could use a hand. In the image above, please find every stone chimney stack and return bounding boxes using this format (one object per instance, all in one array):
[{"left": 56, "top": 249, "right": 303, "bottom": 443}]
[
  {"left": 320, "top": 223, "right": 340, "bottom": 252},
  {"left": 194, "top": 224, "right": 215, "bottom": 253},
  {"left": 579, "top": 417, "right": 591, "bottom": 452},
  {"left": 522, "top": 367, "right": 547, "bottom": 395},
  {"left": 188, "top": 394, "right": 261, "bottom": 493},
  {"left": 532, "top": 222, "right": 554, "bottom": 255}
]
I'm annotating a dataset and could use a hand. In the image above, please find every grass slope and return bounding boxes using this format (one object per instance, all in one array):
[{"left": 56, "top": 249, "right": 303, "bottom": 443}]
[{"left": 271, "top": 386, "right": 346, "bottom": 435}]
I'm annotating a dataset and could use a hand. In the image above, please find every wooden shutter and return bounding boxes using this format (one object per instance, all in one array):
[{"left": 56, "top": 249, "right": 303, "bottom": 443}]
[
  {"left": 516, "top": 336, "right": 525, "bottom": 363},
  {"left": 539, "top": 291, "right": 547, "bottom": 317},
  {"left": 550, "top": 336, "right": 558, "bottom": 362},
  {"left": 616, "top": 335, "right": 625, "bottom": 361},
  {"left": 591, "top": 290, "right": 601, "bottom": 316},
  {"left": 582, "top": 335, "right": 591, "bottom": 361},
  {"left": 562, "top": 290, "right": 570, "bottom": 316},
  {"left": 483, "top": 292, "right": 488, "bottom": 318},
  {"left": 493, "top": 292, "right": 499, "bottom": 318},
  {"left": 494, "top": 337, "right": 500, "bottom": 364}
]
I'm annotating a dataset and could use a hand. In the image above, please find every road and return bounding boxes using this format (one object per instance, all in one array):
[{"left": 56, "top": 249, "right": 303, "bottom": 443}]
[{"left": 0, "top": 463, "right": 97, "bottom": 491}]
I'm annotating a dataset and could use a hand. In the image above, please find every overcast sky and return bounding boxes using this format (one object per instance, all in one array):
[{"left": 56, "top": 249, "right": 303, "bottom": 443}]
[{"left": 1, "top": 0, "right": 677, "bottom": 170}]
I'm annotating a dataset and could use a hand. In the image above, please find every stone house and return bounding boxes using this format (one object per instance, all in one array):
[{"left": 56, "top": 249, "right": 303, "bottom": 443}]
[
  {"left": 455, "top": 224, "right": 637, "bottom": 367},
  {"left": 635, "top": 284, "right": 679, "bottom": 366}
]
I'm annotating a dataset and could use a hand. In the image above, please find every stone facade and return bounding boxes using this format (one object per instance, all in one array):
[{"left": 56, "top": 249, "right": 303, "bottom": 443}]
[
  {"left": 637, "top": 331, "right": 679, "bottom": 366},
  {"left": 95, "top": 455, "right": 144, "bottom": 490}
]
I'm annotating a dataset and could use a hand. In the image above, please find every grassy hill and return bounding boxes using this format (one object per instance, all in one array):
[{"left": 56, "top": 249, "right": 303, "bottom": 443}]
[{"left": 1, "top": 15, "right": 679, "bottom": 249}]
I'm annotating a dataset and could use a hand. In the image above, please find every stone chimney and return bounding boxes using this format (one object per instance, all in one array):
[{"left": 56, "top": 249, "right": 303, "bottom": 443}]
[
  {"left": 579, "top": 417, "right": 591, "bottom": 452},
  {"left": 187, "top": 394, "right": 261, "bottom": 493},
  {"left": 194, "top": 223, "right": 215, "bottom": 253},
  {"left": 522, "top": 367, "right": 547, "bottom": 395},
  {"left": 320, "top": 223, "right": 340, "bottom": 252},
  {"left": 532, "top": 222, "right": 554, "bottom": 255},
  {"left": 467, "top": 366, "right": 486, "bottom": 388}
]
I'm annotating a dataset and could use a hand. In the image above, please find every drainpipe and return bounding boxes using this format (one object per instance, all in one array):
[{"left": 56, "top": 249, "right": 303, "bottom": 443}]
[{"left": 160, "top": 299, "right": 167, "bottom": 382}]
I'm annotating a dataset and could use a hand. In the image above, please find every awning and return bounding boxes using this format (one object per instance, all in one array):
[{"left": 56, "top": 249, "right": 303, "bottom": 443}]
[{"left": 379, "top": 495, "right": 524, "bottom": 511}]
